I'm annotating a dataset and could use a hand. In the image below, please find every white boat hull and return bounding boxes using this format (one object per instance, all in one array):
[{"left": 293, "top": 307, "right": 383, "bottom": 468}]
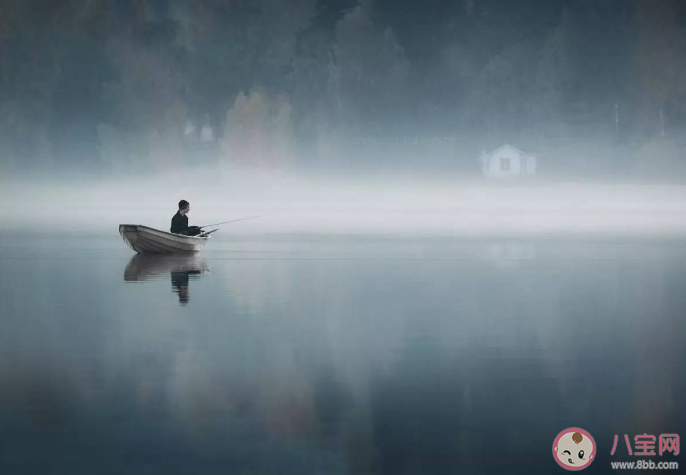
[{"left": 119, "top": 224, "right": 209, "bottom": 254}]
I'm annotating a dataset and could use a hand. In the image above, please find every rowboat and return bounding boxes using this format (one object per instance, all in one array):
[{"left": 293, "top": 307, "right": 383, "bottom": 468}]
[{"left": 119, "top": 224, "right": 210, "bottom": 254}]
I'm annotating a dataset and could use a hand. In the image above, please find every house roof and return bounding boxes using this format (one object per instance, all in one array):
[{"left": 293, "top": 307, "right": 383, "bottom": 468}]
[{"left": 488, "top": 144, "right": 526, "bottom": 158}]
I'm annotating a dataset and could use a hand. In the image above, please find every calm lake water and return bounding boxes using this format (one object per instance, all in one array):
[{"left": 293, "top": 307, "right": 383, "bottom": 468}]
[{"left": 1, "top": 232, "right": 684, "bottom": 475}]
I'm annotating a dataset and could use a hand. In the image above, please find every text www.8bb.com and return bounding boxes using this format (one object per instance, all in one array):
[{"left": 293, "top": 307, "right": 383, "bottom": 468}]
[{"left": 611, "top": 460, "right": 678, "bottom": 470}]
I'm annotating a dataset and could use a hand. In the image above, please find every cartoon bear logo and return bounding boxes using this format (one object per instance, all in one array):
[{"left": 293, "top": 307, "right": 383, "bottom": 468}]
[{"left": 553, "top": 428, "right": 596, "bottom": 470}]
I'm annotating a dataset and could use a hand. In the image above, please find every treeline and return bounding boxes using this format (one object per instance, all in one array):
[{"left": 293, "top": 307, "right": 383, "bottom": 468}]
[{"left": 1, "top": 0, "right": 685, "bottom": 178}]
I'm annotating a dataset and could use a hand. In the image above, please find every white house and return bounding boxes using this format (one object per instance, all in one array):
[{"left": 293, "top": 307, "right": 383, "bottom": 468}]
[{"left": 479, "top": 144, "right": 537, "bottom": 178}]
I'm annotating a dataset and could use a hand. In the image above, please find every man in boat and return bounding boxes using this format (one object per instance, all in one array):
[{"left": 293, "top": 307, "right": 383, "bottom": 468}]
[{"left": 171, "top": 200, "right": 202, "bottom": 236}]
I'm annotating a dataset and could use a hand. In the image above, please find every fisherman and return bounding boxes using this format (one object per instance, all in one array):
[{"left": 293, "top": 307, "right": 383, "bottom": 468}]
[{"left": 171, "top": 200, "right": 202, "bottom": 236}]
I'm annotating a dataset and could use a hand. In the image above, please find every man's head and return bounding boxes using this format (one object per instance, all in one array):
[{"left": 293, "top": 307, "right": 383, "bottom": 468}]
[{"left": 178, "top": 200, "right": 190, "bottom": 215}]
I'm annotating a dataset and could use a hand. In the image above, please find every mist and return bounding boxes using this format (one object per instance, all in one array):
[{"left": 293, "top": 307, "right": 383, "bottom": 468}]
[
  {"left": 2, "top": 0, "right": 686, "bottom": 186},
  {"left": 3, "top": 170, "right": 686, "bottom": 239},
  {"left": 2, "top": 1, "right": 686, "bottom": 242}
]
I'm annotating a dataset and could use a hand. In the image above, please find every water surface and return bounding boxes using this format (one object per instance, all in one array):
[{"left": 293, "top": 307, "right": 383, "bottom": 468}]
[{"left": 1, "top": 232, "right": 684, "bottom": 474}]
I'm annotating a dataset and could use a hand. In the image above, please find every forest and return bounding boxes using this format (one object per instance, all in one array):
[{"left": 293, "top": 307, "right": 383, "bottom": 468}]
[{"left": 1, "top": 0, "right": 685, "bottom": 179}]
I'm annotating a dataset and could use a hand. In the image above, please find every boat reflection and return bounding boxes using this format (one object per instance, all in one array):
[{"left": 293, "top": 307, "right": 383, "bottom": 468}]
[{"left": 124, "top": 254, "right": 210, "bottom": 305}]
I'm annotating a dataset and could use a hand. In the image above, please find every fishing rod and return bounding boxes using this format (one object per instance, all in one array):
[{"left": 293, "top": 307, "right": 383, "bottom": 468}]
[{"left": 198, "top": 215, "right": 267, "bottom": 229}]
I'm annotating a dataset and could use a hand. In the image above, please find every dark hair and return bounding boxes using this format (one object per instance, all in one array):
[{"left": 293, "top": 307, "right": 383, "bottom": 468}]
[{"left": 178, "top": 200, "right": 189, "bottom": 210}]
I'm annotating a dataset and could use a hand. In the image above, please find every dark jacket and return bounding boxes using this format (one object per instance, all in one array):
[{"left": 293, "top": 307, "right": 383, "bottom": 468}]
[{"left": 170, "top": 211, "right": 188, "bottom": 234}]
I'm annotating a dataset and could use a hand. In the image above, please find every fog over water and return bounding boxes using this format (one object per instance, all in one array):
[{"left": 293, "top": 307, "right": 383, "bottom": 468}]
[
  {"left": 2, "top": 0, "right": 686, "bottom": 240},
  {"left": 3, "top": 172, "right": 686, "bottom": 239}
]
